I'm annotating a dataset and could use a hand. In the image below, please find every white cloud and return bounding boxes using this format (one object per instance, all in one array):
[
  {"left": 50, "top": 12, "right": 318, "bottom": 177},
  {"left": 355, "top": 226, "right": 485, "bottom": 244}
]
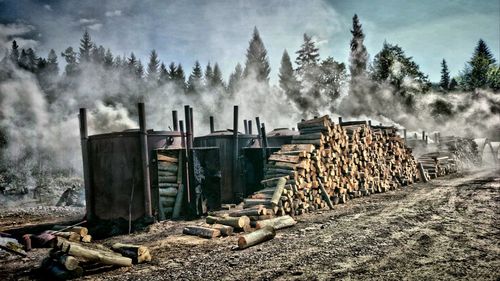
[
  {"left": 88, "top": 23, "right": 103, "bottom": 31},
  {"left": 105, "top": 10, "right": 122, "bottom": 17},
  {"left": 43, "top": 4, "right": 52, "bottom": 11},
  {"left": 79, "top": 18, "right": 98, "bottom": 24},
  {"left": 0, "top": 23, "right": 38, "bottom": 51}
]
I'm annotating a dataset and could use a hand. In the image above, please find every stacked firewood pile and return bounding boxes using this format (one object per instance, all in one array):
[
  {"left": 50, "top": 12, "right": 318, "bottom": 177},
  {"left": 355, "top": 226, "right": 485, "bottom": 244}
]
[
  {"left": 156, "top": 151, "right": 184, "bottom": 220},
  {"left": 439, "top": 136, "right": 480, "bottom": 169},
  {"left": 238, "top": 116, "right": 419, "bottom": 217},
  {"left": 418, "top": 152, "right": 457, "bottom": 179}
]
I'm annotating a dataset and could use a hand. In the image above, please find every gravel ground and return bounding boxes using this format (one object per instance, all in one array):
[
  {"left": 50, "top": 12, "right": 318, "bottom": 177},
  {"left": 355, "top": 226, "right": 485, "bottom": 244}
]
[{"left": 1, "top": 168, "right": 499, "bottom": 280}]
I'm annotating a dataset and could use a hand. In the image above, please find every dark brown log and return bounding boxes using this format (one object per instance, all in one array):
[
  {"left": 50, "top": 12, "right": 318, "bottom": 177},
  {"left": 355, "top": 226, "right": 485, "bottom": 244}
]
[
  {"left": 183, "top": 226, "right": 221, "bottom": 239},
  {"left": 111, "top": 243, "right": 152, "bottom": 264}
]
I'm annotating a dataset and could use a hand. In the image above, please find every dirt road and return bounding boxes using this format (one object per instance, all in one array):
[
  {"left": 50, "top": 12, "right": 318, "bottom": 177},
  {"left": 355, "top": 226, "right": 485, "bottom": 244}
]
[{"left": 2, "top": 169, "right": 499, "bottom": 280}]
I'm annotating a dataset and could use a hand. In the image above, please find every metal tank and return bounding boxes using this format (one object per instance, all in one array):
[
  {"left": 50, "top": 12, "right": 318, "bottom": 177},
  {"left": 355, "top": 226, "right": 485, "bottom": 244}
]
[
  {"left": 87, "top": 129, "right": 183, "bottom": 221},
  {"left": 267, "top": 128, "right": 298, "bottom": 147},
  {"left": 194, "top": 129, "right": 259, "bottom": 203}
]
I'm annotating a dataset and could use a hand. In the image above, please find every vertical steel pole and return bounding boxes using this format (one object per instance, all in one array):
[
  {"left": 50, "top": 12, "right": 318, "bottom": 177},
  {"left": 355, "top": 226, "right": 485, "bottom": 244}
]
[
  {"left": 138, "top": 103, "right": 152, "bottom": 217},
  {"left": 172, "top": 110, "right": 178, "bottom": 131},
  {"left": 209, "top": 116, "right": 215, "bottom": 133},
  {"left": 79, "top": 108, "right": 93, "bottom": 220}
]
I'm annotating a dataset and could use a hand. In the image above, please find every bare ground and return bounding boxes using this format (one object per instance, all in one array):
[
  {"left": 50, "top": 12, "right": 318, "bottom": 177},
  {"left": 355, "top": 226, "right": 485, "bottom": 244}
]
[{"left": 1, "top": 169, "right": 499, "bottom": 280}]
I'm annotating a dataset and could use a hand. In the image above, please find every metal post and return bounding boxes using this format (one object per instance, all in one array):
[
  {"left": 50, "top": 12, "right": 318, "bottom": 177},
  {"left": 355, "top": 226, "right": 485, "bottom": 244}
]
[
  {"left": 261, "top": 123, "right": 268, "bottom": 149},
  {"left": 368, "top": 120, "right": 372, "bottom": 127},
  {"left": 244, "top": 119, "right": 248, "bottom": 135},
  {"left": 79, "top": 108, "right": 93, "bottom": 220},
  {"left": 209, "top": 116, "right": 215, "bottom": 133},
  {"left": 248, "top": 120, "right": 253, "bottom": 135},
  {"left": 138, "top": 103, "right": 152, "bottom": 217},
  {"left": 179, "top": 121, "right": 190, "bottom": 203},
  {"left": 172, "top": 110, "right": 178, "bottom": 131},
  {"left": 338, "top": 117, "right": 343, "bottom": 124},
  {"left": 422, "top": 131, "right": 426, "bottom": 141},
  {"left": 255, "top": 116, "right": 261, "bottom": 146},
  {"left": 403, "top": 129, "right": 407, "bottom": 143},
  {"left": 184, "top": 105, "right": 192, "bottom": 150},
  {"left": 233, "top": 106, "right": 240, "bottom": 200},
  {"left": 189, "top": 107, "right": 194, "bottom": 144}
]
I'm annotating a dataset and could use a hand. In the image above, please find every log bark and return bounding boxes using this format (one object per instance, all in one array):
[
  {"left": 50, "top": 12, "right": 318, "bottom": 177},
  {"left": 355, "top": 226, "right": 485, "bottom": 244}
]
[
  {"left": 211, "top": 224, "right": 234, "bottom": 236},
  {"left": 183, "top": 225, "right": 221, "bottom": 239},
  {"left": 255, "top": 215, "right": 297, "bottom": 230},
  {"left": 237, "top": 226, "right": 276, "bottom": 249},
  {"left": 270, "top": 177, "right": 286, "bottom": 206},
  {"left": 57, "top": 239, "right": 132, "bottom": 267},
  {"left": 52, "top": 226, "right": 88, "bottom": 236},
  {"left": 206, "top": 216, "right": 250, "bottom": 228},
  {"left": 111, "top": 243, "right": 152, "bottom": 264}
]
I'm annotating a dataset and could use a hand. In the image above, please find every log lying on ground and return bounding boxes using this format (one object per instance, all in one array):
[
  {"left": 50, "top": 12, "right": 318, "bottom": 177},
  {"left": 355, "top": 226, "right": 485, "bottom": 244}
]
[
  {"left": 183, "top": 225, "right": 221, "bottom": 239},
  {"left": 40, "top": 254, "right": 84, "bottom": 280},
  {"left": 255, "top": 215, "right": 297, "bottom": 230},
  {"left": 111, "top": 243, "right": 152, "bottom": 264},
  {"left": 57, "top": 239, "right": 132, "bottom": 267},
  {"left": 52, "top": 226, "right": 88, "bottom": 236},
  {"left": 238, "top": 226, "right": 276, "bottom": 249},
  {"left": 206, "top": 216, "right": 250, "bottom": 229},
  {"left": 211, "top": 224, "right": 234, "bottom": 236}
]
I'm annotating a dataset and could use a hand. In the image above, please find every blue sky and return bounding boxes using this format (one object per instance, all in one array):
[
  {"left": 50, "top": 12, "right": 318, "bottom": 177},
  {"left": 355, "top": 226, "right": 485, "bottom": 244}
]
[{"left": 0, "top": 0, "right": 498, "bottom": 83}]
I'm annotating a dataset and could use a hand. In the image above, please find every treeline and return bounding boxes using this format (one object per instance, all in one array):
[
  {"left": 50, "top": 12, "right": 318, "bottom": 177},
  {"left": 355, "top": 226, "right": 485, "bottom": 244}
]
[{"left": 3, "top": 15, "right": 500, "bottom": 114}]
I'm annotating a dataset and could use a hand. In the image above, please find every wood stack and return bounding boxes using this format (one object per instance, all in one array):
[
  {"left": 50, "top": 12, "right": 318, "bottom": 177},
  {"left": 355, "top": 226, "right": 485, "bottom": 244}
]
[
  {"left": 439, "top": 136, "right": 479, "bottom": 169},
  {"left": 157, "top": 151, "right": 183, "bottom": 220},
  {"left": 238, "top": 116, "right": 420, "bottom": 217},
  {"left": 418, "top": 152, "right": 457, "bottom": 178}
]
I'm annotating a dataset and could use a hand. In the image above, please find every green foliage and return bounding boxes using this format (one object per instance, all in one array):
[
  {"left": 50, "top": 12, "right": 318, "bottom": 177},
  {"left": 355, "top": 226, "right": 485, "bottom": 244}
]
[
  {"left": 349, "top": 14, "right": 368, "bottom": 78},
  {"left": 439, "top": 59, "right": 450, "bottom": 92},
  {"left": 371, "top": 42, "right": 431, "bottom": 94},
  {"left": 243, "top": 27, "right": 270, "bottom": 83},
  {"left": 459, "top": 39, "right": 497, "bottom": 91}
]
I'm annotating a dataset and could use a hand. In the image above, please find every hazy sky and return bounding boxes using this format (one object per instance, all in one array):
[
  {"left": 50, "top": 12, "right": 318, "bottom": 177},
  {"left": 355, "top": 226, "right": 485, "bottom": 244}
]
[{"left": 0, "top": 0, "right": 499, "bottom": 83}]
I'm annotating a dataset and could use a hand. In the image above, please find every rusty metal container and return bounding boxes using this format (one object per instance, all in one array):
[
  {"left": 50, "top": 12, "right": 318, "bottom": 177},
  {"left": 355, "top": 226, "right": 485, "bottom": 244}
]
[
  {"left": 87, "top": 129, "right": 182, "bottom": 221},
  {"left": 267, "top": 128, "right": 298, "bottom": 147},
  {"left": 193, "top": 130, "right": 259, "bottom": 203}
]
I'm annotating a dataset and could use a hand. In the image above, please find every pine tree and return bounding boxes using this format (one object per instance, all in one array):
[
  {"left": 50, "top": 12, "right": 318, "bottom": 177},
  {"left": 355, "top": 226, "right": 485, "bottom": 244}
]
[
  {"left": 295, "top": 33, "right": 319, "bottom": 72},
  {"left": 103, "top": 49, "right": 114, "bottom": 68},
  {"left": 349, "top": 14, "right": 368, "bottom": 78},
  {"left": 47, "top": 49, "right": 59, "bottom": 76},
  {"left": 204, "top": 62, "right": 213, "bottom": 86},
  {"left": 175, "top": 64, "right": 186, "bottom": 89},
  {"left": 460, "top": 39, "right": 497, "bottom": 90},
  {"left": 211, "top": 63, "right": 224, "bottom": 88},
  {"left": 146, "top": 49, "right": 160, "bottom": 82},
  {"left": 243, "top": 27, "right": 270, "bottom": 82},
  {"left": 187, "top": 61, "right": 203, "bottom": 94},
  {"left": 10, "top": 40, "right": 19, "bottom": 63},
  {"left": 79, "top": 30, "right": 93, "bottom": 63},
  {"left": 279, "top": 50, "right": 301, "bottom": 101},
  {"left": 168, "top": 62, "right": 177, "bottom": 81},
  {"left": 320, "top": 57, "right": 347, "bottom": 101},
  {"left": 136, "top": 60, "right": 144, "bottom": 79},
  {"left": 439, "top": 59, "right": 450, "bottom": 91},
  {"left": 61, "top": 47, "right": 78, "bottom": 76},
  {"left": 159, "top": 62, "right": 169, "bottom": 84},
  {"left": 448, "top": 78, "right": 458, "bottom": 91},
  {"left": 19, "top": 48, "right": 38, "bottom": 72},
  {"left": 227, "top": 63, "right": 243, "bottom": 95}
]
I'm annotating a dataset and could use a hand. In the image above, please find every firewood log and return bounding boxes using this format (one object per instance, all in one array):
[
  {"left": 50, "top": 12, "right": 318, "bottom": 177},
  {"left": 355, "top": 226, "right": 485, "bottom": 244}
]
[
  {"left": 255, "top": 215, "right": 297, "bottom": 230},
  {"left": 183, "top": 226, "right": 221, "bottom": 239},
  {"left": 57, "top": 239, "right": 132, "bottom": 267},
  {"left": 237, "top": 226, "right": 276, "bottom": 249},
  {"left": 206, "top": 215, "right": 250, "bottom": 229},
  {"left": 52, "top": 226, "right": 88, "bottom": 236},
  {"left": 111, "top": 243, "right": 152, "bottom": 263}
]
